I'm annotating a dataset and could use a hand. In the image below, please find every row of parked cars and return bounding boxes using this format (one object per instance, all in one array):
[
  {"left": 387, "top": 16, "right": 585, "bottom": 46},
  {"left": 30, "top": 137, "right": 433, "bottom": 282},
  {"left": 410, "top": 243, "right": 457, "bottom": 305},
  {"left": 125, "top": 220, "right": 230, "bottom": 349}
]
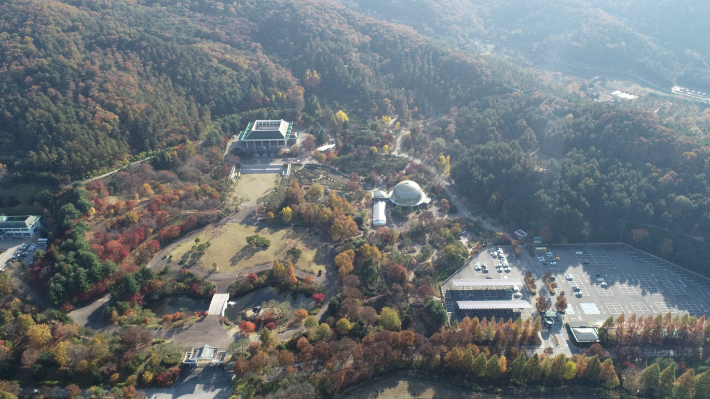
[
  {"left": 538, "top": 250, "right": 560, "bottom": 265},
  {"left": 8, "top": 243, "right": 36, "bottom": 262}
]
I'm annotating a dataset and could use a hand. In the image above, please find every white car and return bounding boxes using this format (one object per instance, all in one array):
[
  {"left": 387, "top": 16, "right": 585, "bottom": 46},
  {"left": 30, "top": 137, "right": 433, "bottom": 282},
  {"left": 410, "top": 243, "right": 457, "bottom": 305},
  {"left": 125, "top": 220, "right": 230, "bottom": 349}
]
[
  {"left": 474, "top": 265, "right": 481, "bottom": 271},
  {"left": 512, "top": 286, "right": 520, "bottom": 293},
  {"left": 575, "top": 251, "right": 583, "bottom": 255},
  {"left": 601, "top": 282, "right": 608, "bottom": 288},
  {"left": 513, "top": 292, "right": 522, "bottom": 298},
  {"left": 565, "top": 274, "right": 573, "bottom": 281},
  {"left": 503, "top": 276, "right": 509, "bottom": 279}
]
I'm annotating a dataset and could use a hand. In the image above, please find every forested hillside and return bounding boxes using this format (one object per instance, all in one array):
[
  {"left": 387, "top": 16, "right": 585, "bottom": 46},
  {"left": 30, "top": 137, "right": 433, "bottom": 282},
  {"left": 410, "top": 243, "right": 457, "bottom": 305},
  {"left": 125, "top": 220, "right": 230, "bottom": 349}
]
[
  {"left": 339, "top": 0, "right": 710, "bottom": 91},
  {"left": 2, "top": 0, "right": 710, "bottom": 271},
  {"left": 0, "top": 0, "right": 302, "bottom": 177}
]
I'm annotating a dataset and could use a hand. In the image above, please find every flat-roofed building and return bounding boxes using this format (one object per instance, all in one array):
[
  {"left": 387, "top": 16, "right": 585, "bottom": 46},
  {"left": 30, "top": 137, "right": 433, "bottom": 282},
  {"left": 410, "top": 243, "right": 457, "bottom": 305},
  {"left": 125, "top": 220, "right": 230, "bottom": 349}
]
[
  {"left": 442, "top": 277, "right": 531, "bottom": 320},
  {"left": 234, "top": 120, "right": 298, "bottom": 151},
  {"left": 569, "top": 327, "right": 600, "bottom": 344},
  {"left": 0, "top": 215, "right": 41, "bottom": 239},
  {"left": 456, "top": 300, "right": 531, "bottom": 311},
  {"left": 451, "top": 278, "right": 522, "bottom": 290}
]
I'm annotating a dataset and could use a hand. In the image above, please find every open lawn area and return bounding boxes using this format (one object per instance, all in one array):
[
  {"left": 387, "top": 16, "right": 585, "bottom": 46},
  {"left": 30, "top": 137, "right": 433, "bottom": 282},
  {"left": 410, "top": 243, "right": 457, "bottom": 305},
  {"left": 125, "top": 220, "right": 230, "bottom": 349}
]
[
  {"left": 342, "top": 376, "right": 602, "bottom": 399},
  {"left": 342, "top": 378, "right": 468, "bottom": 399},
  {"left": 234, "top": 174, "right": 281, "bottom": 204},
  {"left": 167, "top": 223, "right": 328, "bottom": 274}
]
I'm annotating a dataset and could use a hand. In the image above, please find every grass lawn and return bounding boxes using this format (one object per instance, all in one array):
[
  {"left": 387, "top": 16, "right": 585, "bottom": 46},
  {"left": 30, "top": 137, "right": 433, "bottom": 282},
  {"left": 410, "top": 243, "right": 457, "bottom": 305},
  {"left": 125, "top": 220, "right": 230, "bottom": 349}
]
[
  {"left": 234, "top": 174, "right": 281, "bottom": 204},
  {"left": 342, "top": 378, "right": 468, "bottom": 399},
  {"left": 168, "top": 224, "right": 328, "bottom": 274}
]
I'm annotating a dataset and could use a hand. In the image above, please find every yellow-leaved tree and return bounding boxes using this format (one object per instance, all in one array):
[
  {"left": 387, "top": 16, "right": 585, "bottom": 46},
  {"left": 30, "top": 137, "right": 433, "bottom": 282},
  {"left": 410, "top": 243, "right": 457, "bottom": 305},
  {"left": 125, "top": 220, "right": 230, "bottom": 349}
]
[
  {"left": 336, "top": 110, "right": 349, "bottom": 125},
  {"left": 54, "top": 342, "right": 69, "bottom": 367},
  {"left": 27, "top": 324, "right": 51, "bottom": 347},
  {"left": 282, "top": 206, "right": 293, "bottom": 223}
]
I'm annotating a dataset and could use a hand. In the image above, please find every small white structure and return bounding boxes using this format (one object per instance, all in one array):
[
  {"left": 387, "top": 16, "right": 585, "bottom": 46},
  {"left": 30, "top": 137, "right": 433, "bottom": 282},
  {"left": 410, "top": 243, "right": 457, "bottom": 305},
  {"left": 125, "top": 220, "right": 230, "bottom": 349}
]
[
  {"left": 373, "top": 201, "right": 386, "bottom": 227},
  {"left": 514, "top": 230, "right": 527, "bottom": 240},
  {"left": 183, "top": 345, "right": 227, "bottom": 365},
  {"left": 208, "top": 293, "right": 231, "bottom": 317},
  {"left": 611, "top": 90, "right": 638, "bottom": 100}
]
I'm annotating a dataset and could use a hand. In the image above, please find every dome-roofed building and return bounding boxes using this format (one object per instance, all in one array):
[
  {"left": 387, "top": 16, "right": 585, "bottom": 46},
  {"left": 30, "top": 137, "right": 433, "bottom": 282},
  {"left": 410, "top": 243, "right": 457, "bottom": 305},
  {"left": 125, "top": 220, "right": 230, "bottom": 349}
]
[{"left": 389, "top": 180, "right": 430, "bottom": 207}]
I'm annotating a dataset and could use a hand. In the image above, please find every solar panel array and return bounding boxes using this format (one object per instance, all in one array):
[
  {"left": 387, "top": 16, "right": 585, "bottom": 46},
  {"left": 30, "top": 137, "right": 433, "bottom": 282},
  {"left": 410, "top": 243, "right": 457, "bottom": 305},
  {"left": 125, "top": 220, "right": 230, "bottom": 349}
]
[
  {"left": 456, "top": 300, "right": 531, "bottom": 310},
  {"left": 451, "top": 279, "right": 521, "bottom": 288}
]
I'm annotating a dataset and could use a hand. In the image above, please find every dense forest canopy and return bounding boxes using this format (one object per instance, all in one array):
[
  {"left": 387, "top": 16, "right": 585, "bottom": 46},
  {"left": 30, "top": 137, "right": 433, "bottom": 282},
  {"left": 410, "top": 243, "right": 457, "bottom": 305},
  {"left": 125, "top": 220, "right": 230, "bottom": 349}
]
[
  {"left": 338, "top": 0, "right": 710, "bottom": 92},
  {"left": 1, "top": 0, "right": 709, "bottom": 270},
  {"left": 0, "top": 0, "right": 303, "bottom": 177}
]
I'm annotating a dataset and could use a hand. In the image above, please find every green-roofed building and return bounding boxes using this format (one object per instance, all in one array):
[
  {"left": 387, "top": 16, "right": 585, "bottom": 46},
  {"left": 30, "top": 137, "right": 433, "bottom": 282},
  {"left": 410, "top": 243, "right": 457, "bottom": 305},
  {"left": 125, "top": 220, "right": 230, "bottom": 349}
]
[
  {"left": 0, "top": 215, "right": 42, "bottom": 239},
  {"left": 234, "top": 120, "right": 298, "bottom": 151}
]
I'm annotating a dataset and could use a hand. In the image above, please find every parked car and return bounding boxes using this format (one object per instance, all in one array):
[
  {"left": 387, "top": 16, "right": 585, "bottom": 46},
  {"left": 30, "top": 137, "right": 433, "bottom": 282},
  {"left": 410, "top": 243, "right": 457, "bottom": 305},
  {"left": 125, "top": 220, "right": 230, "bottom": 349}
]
[
  {"left": 514, "top": 292, "right": 523, "bottom": 298},
  {"left": 566, "top": 274, "right": 573, "bottom": 280},
  {"left": 601, "top": 282, "right": 608, "bottom": 288},
  {"left": 572, "top": 285, "right": 580, "bottom": 291},
  {"left": 474, "top": 265, "right": 481, "bottom": 271}
]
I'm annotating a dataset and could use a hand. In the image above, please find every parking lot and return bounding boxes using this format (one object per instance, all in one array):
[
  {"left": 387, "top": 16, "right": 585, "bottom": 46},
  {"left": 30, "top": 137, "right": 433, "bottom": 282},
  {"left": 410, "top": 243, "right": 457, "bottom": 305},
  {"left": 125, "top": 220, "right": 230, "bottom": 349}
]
[
  {"left": 442, "top": 246, "right": 535, "bottom": 322},
  {"left": 522, "top": 244, "right": 710, "bottom": 326},
  {"left": 0, "top": 238, "right": 44, "bottom": 270}
]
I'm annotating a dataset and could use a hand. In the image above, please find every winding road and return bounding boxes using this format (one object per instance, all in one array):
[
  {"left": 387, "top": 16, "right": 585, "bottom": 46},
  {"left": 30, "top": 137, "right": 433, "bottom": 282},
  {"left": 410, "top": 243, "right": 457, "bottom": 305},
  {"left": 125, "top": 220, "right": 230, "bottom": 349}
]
[{"left": 391, "top": 130, "right": 505, "bottom": 235}]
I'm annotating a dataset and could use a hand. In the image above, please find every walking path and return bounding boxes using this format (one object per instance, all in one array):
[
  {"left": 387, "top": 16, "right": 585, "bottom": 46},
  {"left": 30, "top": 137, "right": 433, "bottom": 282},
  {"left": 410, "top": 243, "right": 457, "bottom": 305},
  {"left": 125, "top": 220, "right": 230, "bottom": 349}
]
[
  {"left": 391, "top": 132, "right": 504, "bottom": 234},
  {"left": 70, "top": 203, "right": 338, "bottom": 348}
]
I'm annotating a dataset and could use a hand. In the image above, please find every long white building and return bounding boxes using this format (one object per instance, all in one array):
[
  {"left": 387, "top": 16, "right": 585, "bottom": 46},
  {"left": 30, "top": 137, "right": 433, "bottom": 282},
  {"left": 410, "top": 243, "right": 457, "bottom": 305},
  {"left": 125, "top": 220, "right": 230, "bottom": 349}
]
[{"left": 373, "top": 201, "right": 386, "bottom": 227}]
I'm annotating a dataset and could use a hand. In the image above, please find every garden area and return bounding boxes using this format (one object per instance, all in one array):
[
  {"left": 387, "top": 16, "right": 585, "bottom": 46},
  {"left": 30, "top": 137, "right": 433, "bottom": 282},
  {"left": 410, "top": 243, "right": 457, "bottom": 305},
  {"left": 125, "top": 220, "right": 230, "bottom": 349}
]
[
  {"left": 293, "top": 164, "right": 348, "bottom": 191},
  {"left": 166, "top": 224, "right": 328, "bottom": 274}
]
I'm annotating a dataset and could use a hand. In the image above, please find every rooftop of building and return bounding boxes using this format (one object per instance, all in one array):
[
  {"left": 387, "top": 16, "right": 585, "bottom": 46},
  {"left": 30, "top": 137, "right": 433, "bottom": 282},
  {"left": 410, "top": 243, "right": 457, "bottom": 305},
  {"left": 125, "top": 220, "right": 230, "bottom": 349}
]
[
  {"left": 570, "top": 327, "right": 600, "bottom": 343},
  {"left": 0, "top": 215, "right": 40, "bottom": 229},
  {"left": 389, "top": 180, "right": 430, "bottom": 206},
  {"left": 237, "top": 120, "right": 296, "bottom": 141}
]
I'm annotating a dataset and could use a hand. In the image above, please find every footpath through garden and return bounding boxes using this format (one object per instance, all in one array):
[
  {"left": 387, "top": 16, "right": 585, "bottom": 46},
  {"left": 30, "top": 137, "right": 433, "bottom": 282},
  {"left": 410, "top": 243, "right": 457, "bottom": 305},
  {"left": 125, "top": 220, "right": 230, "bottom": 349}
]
[{"left": 107, "top": 202, "right": 335, "bottom": 348}]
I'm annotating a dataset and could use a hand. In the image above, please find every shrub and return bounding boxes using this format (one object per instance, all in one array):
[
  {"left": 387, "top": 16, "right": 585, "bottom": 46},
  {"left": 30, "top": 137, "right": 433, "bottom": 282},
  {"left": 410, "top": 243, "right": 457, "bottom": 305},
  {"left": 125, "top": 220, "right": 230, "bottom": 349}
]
[{"left": 246, "top": 235, "right": 271, "bottom": 248}]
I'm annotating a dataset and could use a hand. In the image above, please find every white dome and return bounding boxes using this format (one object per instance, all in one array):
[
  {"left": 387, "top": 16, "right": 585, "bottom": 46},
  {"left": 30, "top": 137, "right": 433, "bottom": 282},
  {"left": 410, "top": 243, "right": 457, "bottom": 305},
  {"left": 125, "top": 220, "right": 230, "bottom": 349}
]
[{"left": 390, "top": 180, "right": 428, "bottom": 206}]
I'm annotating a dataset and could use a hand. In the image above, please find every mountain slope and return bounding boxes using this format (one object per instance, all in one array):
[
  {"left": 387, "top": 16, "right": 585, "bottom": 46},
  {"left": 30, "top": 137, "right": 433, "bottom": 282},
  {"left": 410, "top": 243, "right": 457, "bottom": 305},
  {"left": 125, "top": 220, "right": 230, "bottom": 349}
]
[
  {"left": 0, "top": 0, "right": 302, "bottom": 177},
  {"left": 338, "top": 0, "right": 710, "bottom": 91}
]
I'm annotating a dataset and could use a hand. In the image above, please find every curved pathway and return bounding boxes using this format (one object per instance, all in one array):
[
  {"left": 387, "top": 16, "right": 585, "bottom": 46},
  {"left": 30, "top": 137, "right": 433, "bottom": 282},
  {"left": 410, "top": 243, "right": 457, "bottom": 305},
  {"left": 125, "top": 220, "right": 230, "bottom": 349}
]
[
  {"left": 391, "top": 133, "right": 505, "bottom": 234},
  {"left": 71, "top": 180, "right": 339, "bottom": 350}
]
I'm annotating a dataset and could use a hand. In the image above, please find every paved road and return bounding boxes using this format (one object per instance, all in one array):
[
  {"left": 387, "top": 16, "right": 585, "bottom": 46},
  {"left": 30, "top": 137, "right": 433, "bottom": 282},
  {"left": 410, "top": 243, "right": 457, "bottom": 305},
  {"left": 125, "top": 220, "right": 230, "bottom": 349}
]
[
  {"left": 391, "top": 132, "right": 504, "bottom": 235},
  {"left": 76, "top": 156, "right": 155, "bottom": 184},
  {"left": 68, "top": 295, "right": 113, "bottom": 330},
  {"left": 145, "top": 367, "right": 232, "bottom": 399}
]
